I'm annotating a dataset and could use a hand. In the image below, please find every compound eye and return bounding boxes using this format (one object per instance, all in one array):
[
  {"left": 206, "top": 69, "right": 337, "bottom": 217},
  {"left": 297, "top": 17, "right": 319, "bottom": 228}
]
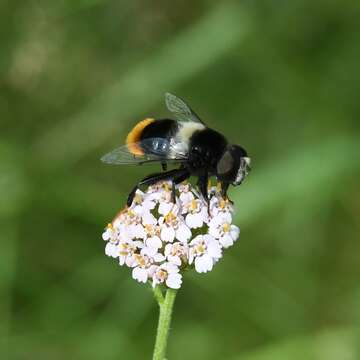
[{"left": 217, "top": 150, "right": 233, "bottom": 175}]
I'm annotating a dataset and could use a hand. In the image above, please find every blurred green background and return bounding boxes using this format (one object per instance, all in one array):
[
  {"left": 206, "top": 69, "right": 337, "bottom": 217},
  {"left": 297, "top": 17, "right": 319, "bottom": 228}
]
[{"left": 1, "top": 1, "right": 360, "bottom": 359}]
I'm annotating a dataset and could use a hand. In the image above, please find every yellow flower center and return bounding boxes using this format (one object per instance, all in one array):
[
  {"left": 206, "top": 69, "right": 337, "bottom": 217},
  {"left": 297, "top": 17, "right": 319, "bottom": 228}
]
[
  {"left": 195, "top": 243, "right": 205, "bottom": 254},
  {"left": 163, "top": 182, "right": 171, "bottom": 192},
  {"left": 222, "top": 223, "right": 230, "bottom": 232},
  {"left": 119, "top": 243, "right": 129, "bottom": 256},
  {"left": 219, "top": 199, "right": 227, "bottom": 209},
  {"left": 134, "top": 254, "right": 146, "bottom": 267},
  {"left": 157, "top": 269, "right": 167, "bottom": 280},
  {"left": 165, "top": 211, "right": 176, "bottom": 224},
  {"left": 145, "top": 224, "right": 160, "bottom": 237},
  {"left": 133, "top": 194, "right": 142, "bottom": 204},
  {"left": 107, "top": 223, "right": 114, "bottom": 230},
  {"left": 190, "top": 199, "right": 198, "bottom": 212},
  {"left": 171, "top": 243, "right": 182, "bottom": 256}
]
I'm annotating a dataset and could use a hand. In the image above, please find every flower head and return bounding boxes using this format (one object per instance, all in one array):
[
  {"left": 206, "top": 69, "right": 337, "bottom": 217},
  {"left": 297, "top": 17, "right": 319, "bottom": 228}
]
[{"left": 102, "top": 181, "right": 240, "bottom": 289}]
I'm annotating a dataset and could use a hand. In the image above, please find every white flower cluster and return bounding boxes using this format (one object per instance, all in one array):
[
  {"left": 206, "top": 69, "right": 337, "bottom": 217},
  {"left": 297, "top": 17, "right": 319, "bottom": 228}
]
[{"left": 102, "top": 181, "right": 240, "bottom": 289}]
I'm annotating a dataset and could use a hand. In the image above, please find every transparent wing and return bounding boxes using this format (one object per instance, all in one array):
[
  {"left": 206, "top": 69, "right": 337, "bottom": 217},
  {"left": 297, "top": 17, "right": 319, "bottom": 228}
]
[
  {"left": 165, "top": 93, "right": 205, "bottom": 124},
  {"left": 100, "top": 137, "right": 188, "bottom": 165}
]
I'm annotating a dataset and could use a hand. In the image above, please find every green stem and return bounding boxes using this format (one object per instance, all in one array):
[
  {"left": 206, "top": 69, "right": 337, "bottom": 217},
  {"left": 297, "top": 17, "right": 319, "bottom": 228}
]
[
  {"left": 152, "top": 285, "right": 165, "bottom": 305},
  {"left": 152, "top": 288, "right": 178, "bottom": 360}
]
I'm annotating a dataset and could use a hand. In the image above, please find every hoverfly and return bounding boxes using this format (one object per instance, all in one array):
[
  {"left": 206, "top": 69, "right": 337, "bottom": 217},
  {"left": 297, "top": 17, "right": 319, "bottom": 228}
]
[{"left": 101, "top": 93, "right": 250, "bottom": 207}]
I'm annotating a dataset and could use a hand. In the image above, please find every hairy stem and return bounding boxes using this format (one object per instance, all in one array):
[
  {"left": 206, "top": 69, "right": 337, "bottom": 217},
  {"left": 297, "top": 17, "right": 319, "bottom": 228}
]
[{"left": 152, "top": 288, "right": 178, "bottom": 360}]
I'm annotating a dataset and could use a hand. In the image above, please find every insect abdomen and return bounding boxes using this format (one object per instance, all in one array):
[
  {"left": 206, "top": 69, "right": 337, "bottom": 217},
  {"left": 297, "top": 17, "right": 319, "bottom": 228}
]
[
  {"left": 126, "top": 118, "right": 178, "bottom": 156},
  {"left": 140, "top": 119, "right": 178, "bottom": 156},
  {"left": 126, "top": 118, "right": 155, "bottom": 155},
  {"left": 140, "top": 119, "right": 178, "bottom": 141}
]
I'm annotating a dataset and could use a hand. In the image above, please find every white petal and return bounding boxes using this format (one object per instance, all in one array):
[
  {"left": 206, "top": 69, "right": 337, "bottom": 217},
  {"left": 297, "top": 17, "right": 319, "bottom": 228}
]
[
  {"left": 209, "top": 196, "right": 219, "bottom": 207},
  {"left": 166, "top": 273, "right": 182, "bottom": 289},
  {"left": 219, "top": 212, "right": 232, "bottom": 223},
  {"left": 179, "top": 192, "right": 194, "bottom": 205},
  {"left": 112, "top": 218, "right": 122, "bottom": 229},
  {"left": 105, "top": 242, "right": 118, "bottom": 258},
  {"left": 164, "top": 243, "right": 172, "bottom": 256},
  {"left": 168, "top": 255, "right": 181, "bottom": 266},
  {"left": 119, "top": 255, "right": 125, "bottom": 266},
  {"left": 128, "top": 255, "right": 138, "bottom": 267},
  {"left": 219, "top": 234, "right": 234, "bottom": 248},
  {"left": 146, "top": 236, "right": 162, "bottom": 249},
  {"left": 175, "top": 224, "right": 192, "bottom": 242},
  {"left": 133, "top": 205, "right": 144, "bottom": 216},
  {"left": 161, "top": 191, "right": 172, "bottom": 203},
  {"left": 208, "top": 224, "right": 221, "bottom": 238},
  {"left": 147, "top": 191, "right": 162, "bottom": 201},
  {"left": 142, "top": 212, "right": 157, "bottom": 225},
  {"left": 143, "top": 198, "right": 156, "bottom": 210},
  {"left": 158, "top": 202, "right": 173, "bottom": 216},
  {"left": 185, "top": 213, "right": 203, "bottom": 229},
  {"left": 135, "top": 189, "right": 145, "bottom": 197},
  {"left": 172, "top": 204, "right": 180, "bottom": 215},
  {"left": 118, "top": 230, "right": 131, "bottom": 243},
  {"left": 189, "top": 234, "right": 203, "bottom": 246},
  {"left": 102, "top": 229, "right": 111, "bottom": 241},
  {"left": 131, "top": 224, "right": 146, "bottom": 239},
  {"left": 125, "top": 256, "right": 135, "bottom": 267},
  {"left": 230, "top": 225, "right": 240, "bottom": 240},
  {"left": 148, "top": 265, "right": 157, "bottom": 277},
  {"left": 208, "top": 216, "right": 222, "bottom": 228},
  {"left": 163, "top": 262, "right": 179, "bottom": 273},
  {"left": 195, "top": 254, "right": 213, "bottom": 273},
  {"left": 207, "top": 240, "right": 222, "bottom": 258},
  {"left": 199, "top": 207, "right": 209, "bottom": 222},
  {"left": 203, "top": 234, "right": 216, "bottom": 243},
  {"left": 153, "top": 253, "right": 166, "bottom": 262},
  {"left": 188, "top": 249, "right": 194, "bottom": 265},
  {"left": 141, "top": 246, "right": 158, "bottom": 257},
  {"left": 132, "top": 267, "right": 148, "bottom": 283},
  {"left": 161, "top": 226, "right": 175, "bottom": 242}
]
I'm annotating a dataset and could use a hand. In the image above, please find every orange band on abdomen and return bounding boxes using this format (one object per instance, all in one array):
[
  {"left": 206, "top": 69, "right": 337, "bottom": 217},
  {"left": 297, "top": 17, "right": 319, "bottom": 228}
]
[{"left": 126, "top": 118, "right": 154, "bottom": 155}]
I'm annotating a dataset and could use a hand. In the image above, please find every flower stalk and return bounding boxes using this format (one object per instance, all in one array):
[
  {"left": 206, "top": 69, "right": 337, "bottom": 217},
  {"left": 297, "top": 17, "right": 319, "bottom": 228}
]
[
  {"left": 102, "top": 181, "right": 241, "bottom": 358},
  {"left": 152, "top": 288, "right": 177, "bottom": 360}
]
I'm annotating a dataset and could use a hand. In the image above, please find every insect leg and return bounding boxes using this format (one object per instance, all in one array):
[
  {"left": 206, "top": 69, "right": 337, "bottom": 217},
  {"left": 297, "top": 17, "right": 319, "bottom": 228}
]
[
  {"left": 127, "top": 186, "right": 139, "bottom": 207},
  {"left": 173, "top": 169, "right": 190, "bottom": 184},
  {"left": 127, "top": 169, "right": 188, "bottom": 206},
  {"left": 220, "top": 181, "right": 233, "bottom": 204},
  {"left": 197, "top": 174, "right": 209, "bottom": 211},
  {"left": 220, "top": 181, "right": 229, "bottom": 197},
  {"left": 171, "top": 181, "right": 176, "bottom": 203}
]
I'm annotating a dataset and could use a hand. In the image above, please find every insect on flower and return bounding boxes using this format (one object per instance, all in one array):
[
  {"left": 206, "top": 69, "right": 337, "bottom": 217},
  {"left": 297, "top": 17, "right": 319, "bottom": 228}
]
[{"left": 101, "top": 93, "right": 251, "bottom": 208}]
